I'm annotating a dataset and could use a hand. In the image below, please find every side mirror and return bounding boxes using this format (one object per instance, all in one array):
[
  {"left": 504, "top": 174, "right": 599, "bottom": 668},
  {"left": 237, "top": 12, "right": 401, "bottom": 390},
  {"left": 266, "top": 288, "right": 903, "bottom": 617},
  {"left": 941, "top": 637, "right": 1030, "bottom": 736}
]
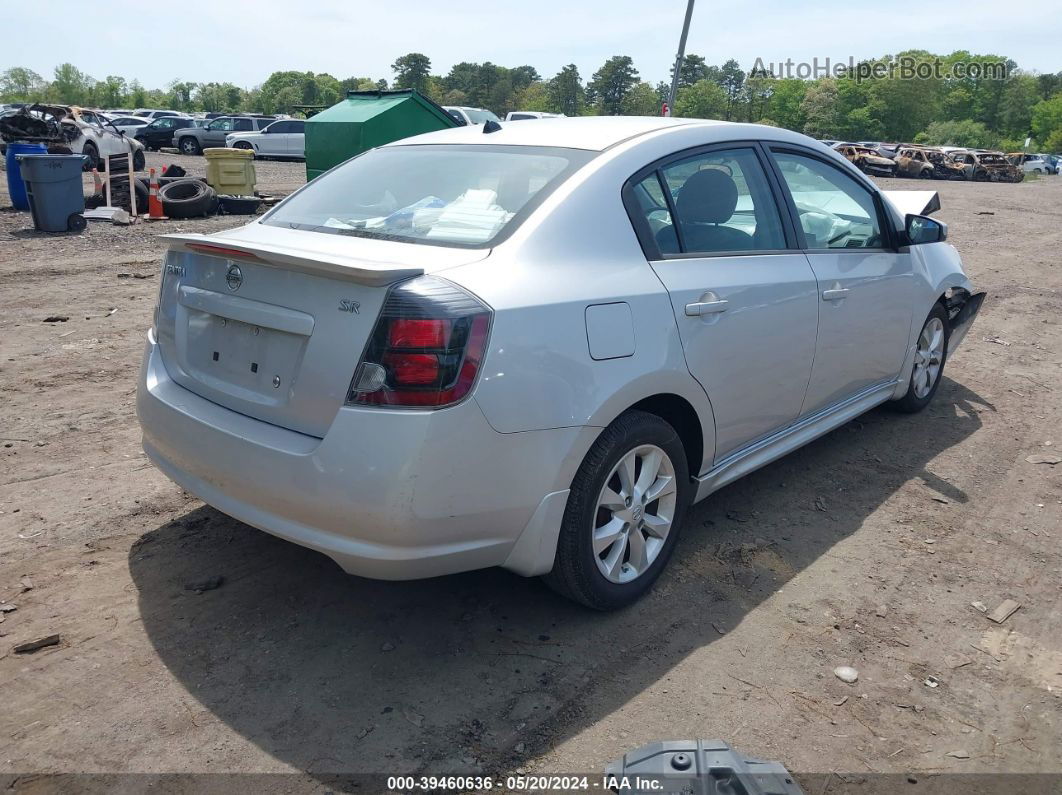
[{"left": 905, "top": 213, "right": 947, "bottom": 245}]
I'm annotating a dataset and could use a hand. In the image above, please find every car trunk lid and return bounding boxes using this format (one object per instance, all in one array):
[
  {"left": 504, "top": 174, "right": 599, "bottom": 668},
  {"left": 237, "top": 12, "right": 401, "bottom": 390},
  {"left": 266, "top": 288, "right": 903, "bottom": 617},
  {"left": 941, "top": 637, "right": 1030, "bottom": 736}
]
[{"left": 154, "top": 226, "right": 488, "bottom": 437}]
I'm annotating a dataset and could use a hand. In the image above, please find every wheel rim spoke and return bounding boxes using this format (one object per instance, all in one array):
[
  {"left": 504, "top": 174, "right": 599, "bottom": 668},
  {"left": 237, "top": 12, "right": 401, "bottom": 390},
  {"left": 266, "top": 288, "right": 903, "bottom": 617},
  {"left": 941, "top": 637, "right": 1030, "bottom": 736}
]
[
  {"left": 599, "top": 485, "right": 626, "bottom": 511},
  {"left": 626, "top": 527, "right": 649, "bottom": 574},
  {"left": 634, "top": 448, "right": 661, "bottom": 495},
  {"left": 602, "top": 532, "right": 628, "bottom": 578},
  {"left": 616, "top": 452, "right": 636, "bottom": 498},
  {"left": 593, "top": 517, "right": 626, "bottom": 555},
  {"left": 642, "top": 512, "right": 671, "bottom": 538},
  {"left": 645, "top": 474, "right": 675, "bottom": 503}
]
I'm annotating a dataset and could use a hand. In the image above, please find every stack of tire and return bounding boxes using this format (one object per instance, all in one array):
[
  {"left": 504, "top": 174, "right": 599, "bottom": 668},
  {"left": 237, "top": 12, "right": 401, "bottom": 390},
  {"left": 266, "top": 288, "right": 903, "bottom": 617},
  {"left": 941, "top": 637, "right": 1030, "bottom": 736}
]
[{"left": 157, "top": 178, "right": 219, "bottom": 218}]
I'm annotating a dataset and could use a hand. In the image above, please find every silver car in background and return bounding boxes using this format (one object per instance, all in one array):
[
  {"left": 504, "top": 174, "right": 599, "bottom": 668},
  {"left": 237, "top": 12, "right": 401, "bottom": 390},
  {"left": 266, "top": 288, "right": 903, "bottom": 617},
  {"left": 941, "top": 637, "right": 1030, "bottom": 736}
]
[{"left": 137, "top": 117, "right": 984, "bottom": 609}]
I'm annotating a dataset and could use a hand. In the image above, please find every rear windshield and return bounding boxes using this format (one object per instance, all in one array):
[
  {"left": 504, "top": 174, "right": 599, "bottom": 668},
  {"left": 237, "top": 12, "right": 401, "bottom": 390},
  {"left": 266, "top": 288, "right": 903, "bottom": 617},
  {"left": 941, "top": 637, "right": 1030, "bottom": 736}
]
[{"left": 263, "top": 144, "right": 594, "bottom": 247}]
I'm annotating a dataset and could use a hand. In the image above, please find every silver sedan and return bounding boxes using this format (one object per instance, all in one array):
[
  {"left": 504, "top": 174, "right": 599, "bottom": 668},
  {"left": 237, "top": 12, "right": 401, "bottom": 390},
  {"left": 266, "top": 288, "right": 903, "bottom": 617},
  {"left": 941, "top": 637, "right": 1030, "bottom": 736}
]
[{"left": 137, "top": 117, "right": 984, "bottom": 609}]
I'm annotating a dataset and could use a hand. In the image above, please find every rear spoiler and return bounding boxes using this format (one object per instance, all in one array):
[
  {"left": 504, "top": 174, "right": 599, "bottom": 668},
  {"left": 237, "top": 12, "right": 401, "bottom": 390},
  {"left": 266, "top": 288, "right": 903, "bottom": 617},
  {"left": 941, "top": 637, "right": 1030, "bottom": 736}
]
[
  {"left": 882, "top": 190, "right": 940, "bottom": 217},
  {"left": 160, "top": 233, "right": 423, "bottom": 287}
]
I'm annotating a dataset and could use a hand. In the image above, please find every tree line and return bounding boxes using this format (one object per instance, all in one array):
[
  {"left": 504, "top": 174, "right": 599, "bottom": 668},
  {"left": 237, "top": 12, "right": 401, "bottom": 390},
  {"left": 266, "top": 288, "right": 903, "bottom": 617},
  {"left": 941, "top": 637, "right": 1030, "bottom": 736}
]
[{"left": 3, "top": 51, "right": 1062, "bottom": 151}]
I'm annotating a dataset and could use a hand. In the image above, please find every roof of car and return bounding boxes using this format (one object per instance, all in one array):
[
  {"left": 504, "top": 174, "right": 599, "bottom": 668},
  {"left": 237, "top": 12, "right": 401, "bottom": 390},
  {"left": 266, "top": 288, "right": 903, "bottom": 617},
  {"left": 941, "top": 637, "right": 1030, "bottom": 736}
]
[{"left": 390, "top": 116, "right": 736, "bottom": 151}]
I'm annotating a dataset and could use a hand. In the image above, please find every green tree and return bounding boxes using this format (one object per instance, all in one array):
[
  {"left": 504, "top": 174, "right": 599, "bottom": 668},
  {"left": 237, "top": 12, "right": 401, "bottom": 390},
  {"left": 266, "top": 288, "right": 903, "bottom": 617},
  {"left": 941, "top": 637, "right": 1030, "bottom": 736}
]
[
  {"left": 391, "top": 53, "right": 431, "bottom": 93},
  {"left": 765, "top": 79, "right": 807, "bottom": 131},
  {"left": 914, "top": 119, "right": 999, "bottom": 148},
  {"left": 548, "top": 64, "right": 585, "bottom": 116},
  {"left": 670, "top": 53, "right": 711, "bottom": 90},
  {"left": 622, "top": 82, "right": 660, "bottom": 116},
  {"left": 514, "top": 81, "right": 550, "bottom": 112},
  {"left": 1000, "top": 73, "right": 1040, "bottom": 138},
  {"left": 50, "top": 63, "right": 90, "bottom": 104},
  {"left": 0, "top": 67, "right": 47, "bottom": 101},
  {"left": 718, "top": 59, "right": 745, "bottom": 120},
  {"left": 800, "top": 79, "right": 841, "bottom": 138},
  {"left": 673, "top": 79, "right": 727, "bottom": 119},
  {"left": 94, "top": 75, "right": 127, "bottom": 108},
  {"left": 588, "top": 56, "right": 638, "bottom": 115},
  {"left": 1031, "top": 95, "right": 1062, "bottom": 146}
]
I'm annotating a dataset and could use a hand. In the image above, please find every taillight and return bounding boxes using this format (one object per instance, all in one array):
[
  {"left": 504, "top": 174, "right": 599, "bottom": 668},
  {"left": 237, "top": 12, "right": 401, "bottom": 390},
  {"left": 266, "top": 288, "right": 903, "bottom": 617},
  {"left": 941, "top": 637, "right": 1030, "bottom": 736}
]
[{"left": 346, "top": 276, "right": 491, "bottom": 409}]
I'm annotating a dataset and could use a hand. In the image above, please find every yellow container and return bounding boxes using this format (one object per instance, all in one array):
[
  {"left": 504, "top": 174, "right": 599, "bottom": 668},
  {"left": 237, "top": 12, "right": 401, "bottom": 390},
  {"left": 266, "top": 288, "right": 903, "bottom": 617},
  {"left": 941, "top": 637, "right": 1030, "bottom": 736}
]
[{"left": 203, "top": 147, "right": 257, "bottom": 197}]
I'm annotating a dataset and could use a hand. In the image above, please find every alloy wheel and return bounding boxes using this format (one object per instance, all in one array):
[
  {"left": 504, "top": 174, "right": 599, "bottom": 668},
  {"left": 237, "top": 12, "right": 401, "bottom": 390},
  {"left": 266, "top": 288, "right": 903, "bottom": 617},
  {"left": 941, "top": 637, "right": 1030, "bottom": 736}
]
[
  {"left": 592, "top": 444, "right": 677, "bottom": 584},
  {"left": 912, "top": 316, "right": 945, "bottom": 398}
]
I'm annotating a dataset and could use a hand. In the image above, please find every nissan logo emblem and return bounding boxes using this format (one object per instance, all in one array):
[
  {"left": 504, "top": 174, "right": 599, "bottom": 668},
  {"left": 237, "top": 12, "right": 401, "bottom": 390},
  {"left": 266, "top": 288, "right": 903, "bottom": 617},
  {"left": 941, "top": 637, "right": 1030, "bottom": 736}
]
[{"left": 226, "top": 264, "right": 243, "bottom": 291}]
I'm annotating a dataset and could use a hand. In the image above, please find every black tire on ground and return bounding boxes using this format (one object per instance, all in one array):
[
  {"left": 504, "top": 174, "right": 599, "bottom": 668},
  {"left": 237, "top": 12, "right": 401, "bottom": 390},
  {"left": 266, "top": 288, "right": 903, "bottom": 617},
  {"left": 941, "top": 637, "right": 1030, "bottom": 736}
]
[
  {"left": 890, "top": 302, "right": 950, "bottom": 414},
  {"left": 81, "top": 141, "right": 99, "bottom": 171},
  {"left": 920, "top": 169, "right": 933, "bottom": 179},
  {"left": 178, "top": 137, "right": 201, "bottom": 156},
  {"left": 159, "top": 178, "right": 216, "bottom": 218},
  {"left": 67, "top": 213, "right": 87, "bottom": 233},
  {"left": 132, "top": 149, "right": 145, "bottom": 171},
  {"left": 544, "top": 410, "right": 691, "bottom": 610},
  {"left": 233, "top": 141, "right": 253, "bottom": 151}
]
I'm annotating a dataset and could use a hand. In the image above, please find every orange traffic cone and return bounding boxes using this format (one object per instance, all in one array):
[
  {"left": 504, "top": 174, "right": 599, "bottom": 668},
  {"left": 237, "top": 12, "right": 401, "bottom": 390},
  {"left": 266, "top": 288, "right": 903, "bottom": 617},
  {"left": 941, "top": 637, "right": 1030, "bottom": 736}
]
[
  {"left": 146, "top": 168, "right": 167, "bottom": 221},
  {"left": 91, "top": 167, "right": 103, "bottom": 194}
]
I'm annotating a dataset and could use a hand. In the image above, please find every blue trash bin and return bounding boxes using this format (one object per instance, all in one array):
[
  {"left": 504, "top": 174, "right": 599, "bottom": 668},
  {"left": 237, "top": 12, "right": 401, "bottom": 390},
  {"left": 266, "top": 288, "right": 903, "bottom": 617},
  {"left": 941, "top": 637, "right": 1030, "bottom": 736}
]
[
  {"left": 5, "top": 142, "right": 48, "bottom": 211},
  {"left": 15, "top": 153, "right": 88, "bottom": 233}
]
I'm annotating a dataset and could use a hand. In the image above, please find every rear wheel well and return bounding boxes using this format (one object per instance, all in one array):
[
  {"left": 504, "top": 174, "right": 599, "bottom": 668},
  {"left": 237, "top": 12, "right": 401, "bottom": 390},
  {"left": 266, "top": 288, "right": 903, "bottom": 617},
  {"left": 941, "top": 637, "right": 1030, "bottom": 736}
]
[{"left": 627, "top": 394, "right": 703, "bottom": 476}]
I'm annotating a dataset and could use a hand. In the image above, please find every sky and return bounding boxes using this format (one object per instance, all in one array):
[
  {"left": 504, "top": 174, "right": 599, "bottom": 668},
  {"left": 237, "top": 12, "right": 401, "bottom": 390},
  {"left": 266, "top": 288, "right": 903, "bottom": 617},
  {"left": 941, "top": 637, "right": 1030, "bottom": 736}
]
[{"left": 5, "top": 0, "right": 1059, "bottom": 90}]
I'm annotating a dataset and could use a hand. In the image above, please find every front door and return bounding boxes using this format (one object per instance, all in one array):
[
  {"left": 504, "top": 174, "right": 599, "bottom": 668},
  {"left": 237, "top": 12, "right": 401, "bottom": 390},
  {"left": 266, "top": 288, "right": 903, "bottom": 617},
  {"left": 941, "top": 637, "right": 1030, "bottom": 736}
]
[
  {"left": 627, "top": 145, "right": 819, "bottom": 463},
  {"left": 768, "top": 148, "right": 914, "bottom": 416}
]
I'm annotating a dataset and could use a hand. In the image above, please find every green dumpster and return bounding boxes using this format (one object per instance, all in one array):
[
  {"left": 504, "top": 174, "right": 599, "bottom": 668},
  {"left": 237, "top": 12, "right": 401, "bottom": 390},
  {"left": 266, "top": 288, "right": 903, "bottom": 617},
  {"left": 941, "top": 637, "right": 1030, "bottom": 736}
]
[{"left": 304, "top": 89, "right": 460, "bottom": 180}]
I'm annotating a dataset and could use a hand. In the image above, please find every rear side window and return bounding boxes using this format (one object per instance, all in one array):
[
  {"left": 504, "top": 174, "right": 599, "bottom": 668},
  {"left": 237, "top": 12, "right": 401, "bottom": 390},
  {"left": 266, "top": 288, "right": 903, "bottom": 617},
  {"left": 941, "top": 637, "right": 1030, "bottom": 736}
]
[
  {"left": 264, "top": 144, "right": 594, "bottom": 248},
  {"left": 629, "top": 147, "right": 786, "bottom": 256},
  {"left": 235, "top": 118, "right": 254, "bottom": 131},
  {"left": 771, "top": 152, "right": 885, "bottom": 249}
]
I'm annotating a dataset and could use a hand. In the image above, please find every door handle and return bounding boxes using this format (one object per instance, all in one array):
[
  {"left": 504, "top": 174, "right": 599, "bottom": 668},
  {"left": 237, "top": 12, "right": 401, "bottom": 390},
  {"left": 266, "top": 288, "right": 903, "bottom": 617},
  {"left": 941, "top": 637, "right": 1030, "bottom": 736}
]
[
  {"left": 685, "top": 298, "right": 729, "bottom": 316},
  {"left": 821, "top": 288, "right": 850, "bottom": 301}
]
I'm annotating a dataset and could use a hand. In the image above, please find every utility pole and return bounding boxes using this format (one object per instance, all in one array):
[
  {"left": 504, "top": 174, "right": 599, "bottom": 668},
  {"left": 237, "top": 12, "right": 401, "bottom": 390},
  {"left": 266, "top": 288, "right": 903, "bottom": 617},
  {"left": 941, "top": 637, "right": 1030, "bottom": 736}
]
[{"left": 666, "top": 0, "right": 696, "bottom": 116}]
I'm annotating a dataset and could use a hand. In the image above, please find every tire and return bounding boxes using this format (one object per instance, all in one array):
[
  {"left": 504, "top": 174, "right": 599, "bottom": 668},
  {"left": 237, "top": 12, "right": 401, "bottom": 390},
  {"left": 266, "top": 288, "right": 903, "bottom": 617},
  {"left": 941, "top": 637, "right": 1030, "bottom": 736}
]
[
  {"left": 159, "top": 178, "right": 216, "bottom": 218},
  {"left": 891, "top": 303, "right": 949, "bottom": 414},
  {"left": 544, "top": 410, "right": 691, "bottom": 610},
  {"left": 67, "top": 213, "right": 87, "bottom": 233},
  {"left": 233, "top": 141, "right": 253, "bottom": 151},
  {"left": 132, "top": 149, "right": 145, "bottom": 171},
  {"left": 81, "top": 141, "right": 99, "bottom": 171},
  {"left": 178, "top": 137, "right": 201, "bottom": 156},
  {"left": 919, "top": 169, "right": 933, "bottom": 179}
]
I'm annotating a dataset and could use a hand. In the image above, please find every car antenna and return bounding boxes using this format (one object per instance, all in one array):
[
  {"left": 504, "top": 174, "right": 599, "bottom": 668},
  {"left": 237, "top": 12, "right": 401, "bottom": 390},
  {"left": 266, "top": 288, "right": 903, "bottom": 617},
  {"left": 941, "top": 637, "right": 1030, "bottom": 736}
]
[{"left": 483, "top": 120, "right": 502, "bottom": 134}]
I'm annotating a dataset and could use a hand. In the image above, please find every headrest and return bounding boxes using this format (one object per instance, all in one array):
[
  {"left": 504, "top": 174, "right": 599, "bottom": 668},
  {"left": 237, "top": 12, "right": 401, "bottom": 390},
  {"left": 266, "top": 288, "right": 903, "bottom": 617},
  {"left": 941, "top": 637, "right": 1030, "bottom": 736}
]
[{"left": 676, "top": 168, "right": 738, "bottom": 224}]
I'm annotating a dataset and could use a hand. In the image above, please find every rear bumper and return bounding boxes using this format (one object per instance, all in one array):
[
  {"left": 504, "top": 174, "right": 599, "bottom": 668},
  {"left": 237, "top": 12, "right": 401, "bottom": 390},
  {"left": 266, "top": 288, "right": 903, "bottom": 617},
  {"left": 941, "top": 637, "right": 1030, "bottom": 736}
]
[{"left": 137, "top": 334, "right": 594, "bottom": 579}]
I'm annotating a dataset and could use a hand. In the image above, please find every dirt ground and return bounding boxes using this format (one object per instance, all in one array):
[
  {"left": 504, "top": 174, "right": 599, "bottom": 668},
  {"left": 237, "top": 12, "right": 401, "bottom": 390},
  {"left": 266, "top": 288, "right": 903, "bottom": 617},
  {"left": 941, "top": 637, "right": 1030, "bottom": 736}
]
[{"left": 1, "top": 154, "right": 1060, "bottom": 792}]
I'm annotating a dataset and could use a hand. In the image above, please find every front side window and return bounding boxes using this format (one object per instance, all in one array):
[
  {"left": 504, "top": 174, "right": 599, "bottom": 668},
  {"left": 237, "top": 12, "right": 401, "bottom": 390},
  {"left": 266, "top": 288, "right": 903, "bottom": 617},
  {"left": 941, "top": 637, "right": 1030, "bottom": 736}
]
[
  {"left": 209, "top": 118, "right": 235, "bottom": 131},
  {"left": 771, "top": 151, "right": 885, "bottom": 249},
  {"left": 647, "top": 148, "right": 786, "bottom": 255},
  {"left": 264, "top": 144, "right": 593, "bottom": 247}
]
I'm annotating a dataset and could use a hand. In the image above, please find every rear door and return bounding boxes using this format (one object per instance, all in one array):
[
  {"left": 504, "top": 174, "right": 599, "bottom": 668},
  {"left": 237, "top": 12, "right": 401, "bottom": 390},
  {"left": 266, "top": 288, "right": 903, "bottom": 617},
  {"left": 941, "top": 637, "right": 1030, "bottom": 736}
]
[
  {"left": 767, "top": 147, "right": 914, "bottom": 416},
  {"left": 625, "top": 143, "right": 819, "bottom": 462},
  {"left": 286, "top": 120, "right": 305, "bottom": 157}
]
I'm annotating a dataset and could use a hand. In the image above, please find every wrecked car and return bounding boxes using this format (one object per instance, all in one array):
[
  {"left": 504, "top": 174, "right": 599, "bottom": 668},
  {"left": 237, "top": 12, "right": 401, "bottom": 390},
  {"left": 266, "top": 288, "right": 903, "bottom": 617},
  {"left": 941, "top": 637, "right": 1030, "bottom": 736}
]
[
  {"left": 835, "top": 143, "right": 898, "bottom": 177},
  {"left": 947, "top": 150, "right": 1023, "bottom": 183},
  {"left": 895, "top": 147, "right": 966, "bottom": 180},
  {"left": 0, "top": 104, "right": 145, "bottom": 171}
]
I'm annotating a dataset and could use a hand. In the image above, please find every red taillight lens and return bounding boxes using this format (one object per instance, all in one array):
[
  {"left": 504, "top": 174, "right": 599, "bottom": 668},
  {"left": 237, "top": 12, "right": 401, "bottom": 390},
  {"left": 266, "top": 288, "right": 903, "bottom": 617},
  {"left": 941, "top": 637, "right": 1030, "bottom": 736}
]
[
  {"left": 346, "top": 276, "right": 491, "bottom": 409},
  {"left": 383, "top": 352, "right": 440, "bottom": 386},
  {"left": 388, "top": 318, "right": 450, "bottom": 349}
]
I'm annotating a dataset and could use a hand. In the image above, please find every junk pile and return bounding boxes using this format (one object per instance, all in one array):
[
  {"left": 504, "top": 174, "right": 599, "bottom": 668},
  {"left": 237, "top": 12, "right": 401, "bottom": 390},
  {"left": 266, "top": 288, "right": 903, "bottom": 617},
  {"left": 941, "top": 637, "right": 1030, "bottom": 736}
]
[{"left": 0, "top": 105, "right": 80, "bottom": 146}]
